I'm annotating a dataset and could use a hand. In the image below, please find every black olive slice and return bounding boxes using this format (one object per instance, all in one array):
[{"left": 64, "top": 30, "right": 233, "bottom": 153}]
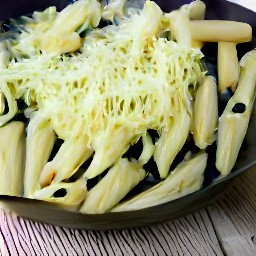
[
  {"left": 53, "top": 188, "right": 67, "bottom": 198},
  {"left": 232, "top": 102, "right": 246, "bottom": 113}
]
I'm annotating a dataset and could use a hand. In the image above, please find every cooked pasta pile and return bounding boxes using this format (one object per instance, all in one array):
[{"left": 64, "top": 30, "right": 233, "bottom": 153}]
[{"left": 0, "top": 0, "right": 254, "bottom": 213}]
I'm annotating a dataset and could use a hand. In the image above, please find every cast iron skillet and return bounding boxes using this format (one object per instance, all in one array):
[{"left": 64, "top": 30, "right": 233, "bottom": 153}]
[{"left": 0, "top": 0, "right": 256, "bottom": 230}]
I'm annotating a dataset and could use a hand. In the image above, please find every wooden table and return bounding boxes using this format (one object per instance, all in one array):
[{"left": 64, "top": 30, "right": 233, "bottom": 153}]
[
  {"left": 0, "top": 0, "right": 255, "bottom": 254},
  {"left": 0, "top": 166, "right": 255, "bottom": 255}
]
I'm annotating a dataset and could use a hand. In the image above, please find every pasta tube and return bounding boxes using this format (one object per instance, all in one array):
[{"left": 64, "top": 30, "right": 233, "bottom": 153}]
[
  {"left": 0, "top": 121, "right": 25, "bottom": 196},
  {"left": 123, "top": 0, "right": 162, "bottom": 48},
  {"left": 83, "top": 123, "right": 136, "bottom": 179},
  {"left": 154, "top": 107, "right": 191, "bottom": 179},
  {"left": 39, "top": 134, "right": 93, "bottom": 187},
  {"left": 33, "top": 178, "right": 87, "bottom": 209},
  {"left": 166, "top": 0, "right": 206, "bottom": 49},
  {"left": 24, "top": 114, "right": 56, "bottom": 198},
  {"left": 0, "top": 91, "right": 4, "bottom": 115},
  {"left": 41, "top": 0, "right": 101, "bottom": 54},
  {"left": 192, "top": 75, "right": 218, "bottom": 149},
  {"left": 138, "top": 0, "right": 163, "bottom": 39},
  {"left": 165, "top": 9, "right": 191, "bottom": 48},
  {"left": 0, "top": 84, "right": 18, "bottom": 127},
  {"left": 102, "top": 0, "right": 126, "bottom": 21},
  {"left": 187, "top": 0, "right": 206, "bottom": 20},
  {"left": 138, "top": 133, "right": 155, "bottom": 165},
  {"left": 112, "top": 152, "right": 207, "bottom": 212},
  {"left": 189, "top": 20, "right": 252, "bottom": 43},
  {"left": 216, "top": 50, "right": 256, "bottom": 176},
  {"left": 80, "top": 158, "right": 146, "bottom": 214},
  {"left": 218, "top": 42, "right": 239, "bottom": 93}
]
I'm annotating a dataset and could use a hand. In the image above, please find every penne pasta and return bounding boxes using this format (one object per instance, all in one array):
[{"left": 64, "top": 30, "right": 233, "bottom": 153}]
[
  {"left": 80, "top": 158, "right": 146, "bottom": 214},
  {"left": 192, "top": 75, "right": 218, "bottom": 149},
  {"left": 187, "top": 0, "right": 206, "bottom": 20},
  {"left": 83, "top": 122, "right": 137, "bottom": 179},
  {"left": 0, "top": 84, "right": 18, "bottom": 126},
  {"left": 218, "top": 42, "right": 239, "bottom": 93},
  {"left": 39, "top": 134, "right": 93, "bottom": 187},
  {"left": 24, "top": 113, "right": 56, "bottom": 198},
  {"left": 190, "top": 20, "right": 252, "bottom": 43},
  {"left": 33, "top": 178, "right": 87, "bottom": 209},
  {"left": 0, "top": 121, "right": 25, "bottom": 196},
  {"left": 154, "top": 103, "right": 191, "bottom": 179},
  {"left": 112, "top": 152, "right": 207, "bottom": 212},
  {"left": 216, "top": 50, "right": 256, "bottom": 175}
]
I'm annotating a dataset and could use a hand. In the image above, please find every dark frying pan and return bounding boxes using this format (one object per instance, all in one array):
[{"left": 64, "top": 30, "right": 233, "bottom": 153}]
[{"left": 0, "top": 0, "right": 255, "bottom": 230}]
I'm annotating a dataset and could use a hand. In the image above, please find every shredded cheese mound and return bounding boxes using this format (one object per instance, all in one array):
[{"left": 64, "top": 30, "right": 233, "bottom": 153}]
[
  {"left": 1, "top": 25, "right": 202, "bottom": 143},
  {"left": 0, "top": 0, "right": 206, "bottom": 208},
  {"left": 0, "top": 1, "right": 203, "bottom": 174}
]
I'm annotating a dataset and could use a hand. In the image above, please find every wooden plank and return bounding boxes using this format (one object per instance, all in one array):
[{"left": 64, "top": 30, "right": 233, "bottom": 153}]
[
  {"left": 156, "top": 210, "right": 224, "bottom": 255},
  {"left": 207, "top": 167, "right": 256, "bottom": 256},
  {"left": 0, "top": 208, "right": 224, "bottom": 255}
]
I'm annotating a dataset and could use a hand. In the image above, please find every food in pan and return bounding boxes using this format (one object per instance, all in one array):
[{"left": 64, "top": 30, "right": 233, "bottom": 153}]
[{"left": 0, "top": 0, "right": 255, "bottom": 213}]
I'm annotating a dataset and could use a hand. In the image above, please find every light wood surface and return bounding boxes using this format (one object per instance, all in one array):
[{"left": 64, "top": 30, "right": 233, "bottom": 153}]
[{"left": 0, "top": 167, "right": 255, "bottom": 255}]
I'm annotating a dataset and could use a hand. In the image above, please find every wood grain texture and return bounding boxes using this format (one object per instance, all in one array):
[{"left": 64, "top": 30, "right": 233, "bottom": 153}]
[
  {"left": 207, "top": 168, "right": 256, "bottom": 256},
  {"left": 0, "top": 168, "right": 255, "bottom": 255},
  {"left": 0, "top": 208, "right": 223, "bottom": 255}
]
